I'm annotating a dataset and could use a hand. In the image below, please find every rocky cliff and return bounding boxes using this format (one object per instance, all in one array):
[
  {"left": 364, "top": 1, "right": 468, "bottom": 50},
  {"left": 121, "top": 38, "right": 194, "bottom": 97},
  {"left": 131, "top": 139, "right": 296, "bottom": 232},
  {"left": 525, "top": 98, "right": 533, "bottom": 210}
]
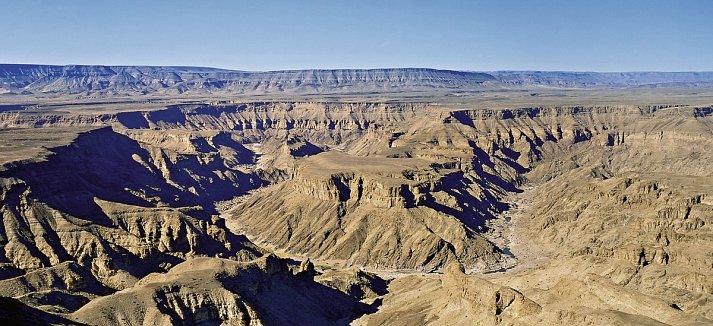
[
  {"left": 72, "top": 255, "right": 382, "bottom": 325},
  {"left": 0, "top": 126, "right": 265, "bottom": 313},
  {"left": 231, "top": 151, "right": 507, "bottom": 272}
]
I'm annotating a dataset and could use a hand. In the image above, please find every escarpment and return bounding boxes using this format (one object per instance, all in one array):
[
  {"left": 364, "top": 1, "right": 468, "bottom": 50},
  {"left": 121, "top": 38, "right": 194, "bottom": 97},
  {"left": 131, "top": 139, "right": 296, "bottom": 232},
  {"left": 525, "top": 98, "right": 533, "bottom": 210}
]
[
  {"left": 0, "top": 65, "right": 498, "bottom": 97},
  {"left": 3, "top": 127, "right": 263, "bottom": 216},
  {"left": 2, "top": 65, "right": 712, "bottom": 98}
]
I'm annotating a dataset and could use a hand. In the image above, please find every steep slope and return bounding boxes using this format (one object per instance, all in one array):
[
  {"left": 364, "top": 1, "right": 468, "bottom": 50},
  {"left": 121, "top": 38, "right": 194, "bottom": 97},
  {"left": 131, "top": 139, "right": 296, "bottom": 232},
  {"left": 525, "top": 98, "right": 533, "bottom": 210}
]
[
  {"left": 229, "top": 105, "right": 701, "bottom": 273},
  {"left": 355, "top": 263, "right": 710, "bottom": 325},
  {"left": 72, "top": 255, "right": 382, "bottom": 325},
  {"left": 488, "top": 111, "right": 713, "bottom": 320},
  {"left": 0, "top": 296, "right": 84, "bottom": 325},
  {"left": 0, "top": 126, "right": 264, "bottom": 312},
  {"left": 231, "top": 151, "right": 507, "bottom": 272},
  {"left": 352, "top": 104, "right": 713, "bottom": 325}
]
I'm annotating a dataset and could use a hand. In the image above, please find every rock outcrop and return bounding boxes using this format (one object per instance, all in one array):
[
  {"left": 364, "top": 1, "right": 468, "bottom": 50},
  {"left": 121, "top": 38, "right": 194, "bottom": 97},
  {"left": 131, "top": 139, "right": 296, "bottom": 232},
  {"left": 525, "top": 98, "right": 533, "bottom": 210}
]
[
  {"left": 231, "top": 151, "right": 508, "bottom": 272},
  {"left": 353, "top": 263, "right": 544, "bottom": 325},
  {"left": 72, "top": 255, "right": 382, "bottom": 325},
  {"left": 0, "top": 126, "right": 264, "bottom": 312},
  {"left": 355, "top": 262, "right": 712, "bottom": 325}
]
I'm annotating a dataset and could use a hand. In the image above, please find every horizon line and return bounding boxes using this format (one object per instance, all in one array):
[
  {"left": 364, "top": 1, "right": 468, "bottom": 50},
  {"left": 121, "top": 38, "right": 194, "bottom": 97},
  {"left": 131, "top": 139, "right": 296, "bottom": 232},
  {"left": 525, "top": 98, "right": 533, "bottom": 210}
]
[{"left": 1, "top": 62, "right": 712, "bottom": 74}]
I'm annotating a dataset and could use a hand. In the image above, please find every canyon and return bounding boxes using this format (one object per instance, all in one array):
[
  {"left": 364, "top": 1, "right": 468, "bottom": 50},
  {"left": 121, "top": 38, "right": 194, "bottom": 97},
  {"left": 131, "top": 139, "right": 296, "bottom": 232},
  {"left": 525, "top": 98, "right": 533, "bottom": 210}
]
[{"left": 0, "top": 66, "right": 712, "bottom": 325}]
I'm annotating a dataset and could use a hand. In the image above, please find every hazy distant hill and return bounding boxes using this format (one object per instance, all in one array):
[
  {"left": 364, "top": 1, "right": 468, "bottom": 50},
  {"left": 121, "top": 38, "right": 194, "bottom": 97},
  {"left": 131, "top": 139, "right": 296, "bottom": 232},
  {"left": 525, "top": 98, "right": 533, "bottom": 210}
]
[
  {"left": 0, "top": 64, "right": 712, "bottom": 96},
  {"left": 0, "top": 65, "right": 494, "bottom": 96},
  {"left": 490, "top": 71, "right": 713, "bottom": 88}
]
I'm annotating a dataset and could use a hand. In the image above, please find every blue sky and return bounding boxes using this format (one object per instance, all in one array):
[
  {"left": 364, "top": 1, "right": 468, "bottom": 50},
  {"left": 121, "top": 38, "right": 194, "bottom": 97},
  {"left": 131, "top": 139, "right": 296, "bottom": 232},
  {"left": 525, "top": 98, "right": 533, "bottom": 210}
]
[{"left": 1, "top": 0, "right": 711, "bottom": 71}]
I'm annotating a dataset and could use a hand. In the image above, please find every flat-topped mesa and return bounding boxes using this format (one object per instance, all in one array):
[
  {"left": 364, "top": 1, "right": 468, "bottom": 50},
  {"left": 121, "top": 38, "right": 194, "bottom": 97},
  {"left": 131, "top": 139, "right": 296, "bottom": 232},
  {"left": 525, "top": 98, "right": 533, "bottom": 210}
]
[
  {"left": 231, "top": 151, "right": 504, "bottom": 271},
  {"left": 292, "top": 151, "right": 444, "bottom": 208}
]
